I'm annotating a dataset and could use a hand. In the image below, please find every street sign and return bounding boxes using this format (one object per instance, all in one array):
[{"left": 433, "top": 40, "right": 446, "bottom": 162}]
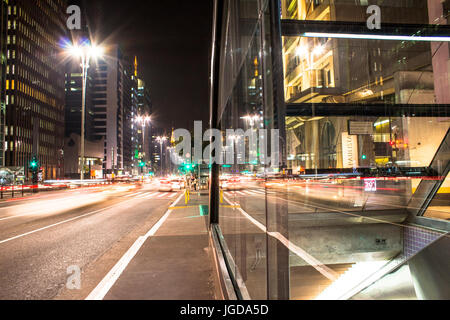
[
  {"left": 364, "top": 179, "right": 377, "bottom": 192},
  {"left": 348, "top": 121, "right": 374, "bottom": 135}
]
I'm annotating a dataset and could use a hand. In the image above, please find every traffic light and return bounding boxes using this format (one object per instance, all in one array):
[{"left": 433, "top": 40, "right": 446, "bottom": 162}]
[
  {"left": 29, "top": 156, "right": 40, "bottom": 185},
  {"left": 139, "top": 161, "right": 145, "bottom": 168},
  {"left": 361, "top": 154, "right": 367, "bottom": 160},
  {"left": 30, "top": 159, "right": 39, "bottom": 170}
]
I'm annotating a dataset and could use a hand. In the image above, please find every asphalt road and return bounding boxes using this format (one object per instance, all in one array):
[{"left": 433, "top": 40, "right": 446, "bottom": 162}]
[{"left": 0, "top": 182, "right": 181, "bottom": 300}]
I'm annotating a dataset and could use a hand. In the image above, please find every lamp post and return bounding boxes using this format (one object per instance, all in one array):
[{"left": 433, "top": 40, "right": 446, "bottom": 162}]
[
  {"left": 65, "top": 41, "right": 104, "bottom": 180},
  {"left": 167, "top": 147, "right": 174, "bottom": 176},
  {"left": 156, "top": 136, "right": 167, "bottom": 177},
  {"left": 240, "top": 115, "right": 261, "bottom": 173},
  {"left": 135, "top": 115, "right": 151, "bottom": 173}
]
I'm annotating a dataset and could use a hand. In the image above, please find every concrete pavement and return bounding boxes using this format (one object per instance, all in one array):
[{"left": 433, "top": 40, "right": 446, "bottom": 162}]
[{"left": 102, "top": 191, "right": 217, "bottom": 300}]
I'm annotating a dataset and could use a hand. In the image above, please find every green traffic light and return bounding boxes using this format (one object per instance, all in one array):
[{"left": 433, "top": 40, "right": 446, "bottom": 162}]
[{"left": 362, "top": 155, "right": 367, "bottom": 160}]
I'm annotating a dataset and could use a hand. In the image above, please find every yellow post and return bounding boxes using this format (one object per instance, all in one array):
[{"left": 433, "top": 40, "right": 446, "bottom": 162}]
[
  {"left": 185, "top": 189, "right": 190, "bottom": 204},
  {"left": 220, "top": 189, "right": 224, "bottom": 204}
]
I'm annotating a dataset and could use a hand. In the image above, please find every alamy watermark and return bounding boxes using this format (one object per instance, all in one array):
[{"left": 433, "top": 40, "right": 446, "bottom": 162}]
[
  {"left": 171, "top": 121, "right": 280, "bottom": 168},
  {"left": 66, "top": 265, "right": 81, "bottom": 290},
  {"left": 367, "top": 5, "right": 381, "bottom": 30},
  {"left": 66, "top": 5, "right": 81, "bottom": 30}
]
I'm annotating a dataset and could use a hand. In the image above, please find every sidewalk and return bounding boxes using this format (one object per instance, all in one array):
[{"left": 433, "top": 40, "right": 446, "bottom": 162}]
[{"left": 102, "top": 191, "right": 217, "bottom": 300}]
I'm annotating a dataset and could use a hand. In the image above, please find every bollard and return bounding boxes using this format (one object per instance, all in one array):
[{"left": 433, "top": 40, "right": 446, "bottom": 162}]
[{"left": 220, "top": 189, "right": 224, "bottom": 204}]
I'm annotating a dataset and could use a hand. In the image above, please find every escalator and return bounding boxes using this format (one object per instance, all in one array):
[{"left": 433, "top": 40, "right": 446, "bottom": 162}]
[
  {"left": 310, "top": 129, "right": 450, "bottom": 300},
  {"left": 408, "top": 128, "right": 450, "bottom": 218},
  {"left": 344, "top": 129, "right": 450, "bottom": 300}
]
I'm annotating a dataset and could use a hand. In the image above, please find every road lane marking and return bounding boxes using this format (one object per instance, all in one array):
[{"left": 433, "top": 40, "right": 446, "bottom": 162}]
[
  {"left": 168, "top": 193, "right": 177, "bottom": 198},
  {"left": 86, "top": 192, "right": 185, "bottom": 300},
  {"left": 0, "top": 199, "right": 138, "bottom": 245},
  {"left": 252, "top": 189, "right": 266, "bottom": 194},
  {"left": 135, "top": 193, "right": 152, "bottom": 199},
  {"left": 0, "top": 195, "right": 107, "bottom": 222},
  {"left": 156, "top": 193, "right": 167, "bottom": 198},
  {"left": 243, "top": 190, "right": 262, "bottom": 196}
]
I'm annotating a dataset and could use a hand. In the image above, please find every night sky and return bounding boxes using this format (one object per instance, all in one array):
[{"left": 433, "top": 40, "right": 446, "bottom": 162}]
[{"left": 70, "top": 0, "right": 213, "bottom": 131}]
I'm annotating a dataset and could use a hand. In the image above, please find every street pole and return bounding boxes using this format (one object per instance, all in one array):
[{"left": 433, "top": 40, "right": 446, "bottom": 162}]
[
  {"left": 80, "top": 55, "right": 89, "bottom": 181},
  {"left": 160, "top": 142, "right": 163, "bottom": 177}
]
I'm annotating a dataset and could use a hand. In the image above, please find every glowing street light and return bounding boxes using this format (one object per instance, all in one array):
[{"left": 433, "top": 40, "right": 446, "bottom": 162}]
[
  {"left": 240, "top": 115, "right": 260, "bottom": 128},
  {"left": 64, "top": 40, "right": 104, "bottom": 180},
  {"left": 135, "top": 115, "right": 151, "bottom": 167},
  {"left": 156, "top": 136, "right": 168, "bottom": 176}
]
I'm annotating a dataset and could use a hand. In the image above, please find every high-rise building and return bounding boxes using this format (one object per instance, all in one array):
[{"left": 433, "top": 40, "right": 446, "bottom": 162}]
[
  {"left": 4, "top": 0, "right": 67, "bottom": 180},
  {"left": 0, "top": 0, "right": 8, "bottom": 167},
  {"left": 137, "top": 78, "right": 152, "bottom": 164},
  {"left": 92, "top": 45, "right": 138, "bottom": 177},
  {"left": 151, "top": 127, "right": 168, "bottom": 176},
  {"left": 122, "top": 56, "right": 139, "bottom": 174}
]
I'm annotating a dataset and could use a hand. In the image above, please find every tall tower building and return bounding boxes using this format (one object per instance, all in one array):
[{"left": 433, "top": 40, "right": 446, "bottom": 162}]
[
  {"left": 4, "top": 0, "right": 67, "bottom": 180},
  {"left": 92, "top": 45, "right": 138, "bottom": 177},
  {"left": 137, "top": 78, "right": 152, "bottom": 164},
  {"left": 122, "top": 56, "right": 139, "bottom": 174}
]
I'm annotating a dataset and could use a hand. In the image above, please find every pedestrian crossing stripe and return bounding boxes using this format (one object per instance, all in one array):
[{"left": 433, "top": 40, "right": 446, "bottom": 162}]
[
  {"left": 144, "top": 192, "right": 159, "bottom": 199},
  {"left": 123, "top": 192, "right": 179, "bottom": 199}
]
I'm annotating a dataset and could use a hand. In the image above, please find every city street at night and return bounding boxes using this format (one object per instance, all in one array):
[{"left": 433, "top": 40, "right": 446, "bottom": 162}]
[
  {"left": 0, "top": 0, "right": 449, "bottom": 314},
  {"left": 0, "top": 182, "right": 183, "bottom": 299}
]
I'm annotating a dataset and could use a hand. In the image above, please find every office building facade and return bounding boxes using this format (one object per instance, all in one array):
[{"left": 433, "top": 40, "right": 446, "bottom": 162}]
[
  {"left": 4, "top": 0, "right": 67, "bottom": 180},
  {"left": 92, "top": 45, "right": 139, "bottom": 177},
  {"left": 0, "top": 0, "right": 7, "bottom": 167},
  {"left": 122, "top": 57, "right": 139, "bottom": 174},
  {"left": 209, "top": 0, "right": 449, "bottom": 300}
]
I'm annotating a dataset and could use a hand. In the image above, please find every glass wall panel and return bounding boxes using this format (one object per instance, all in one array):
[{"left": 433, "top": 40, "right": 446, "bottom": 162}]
[
  {"left": 280, "top": 0, "right": 447, "bottom": 26},
  {"left": 215, "top": 0, "right": 449, "bottom": 300},
  {"left": 217, "top": 0, "right": 271, "bottom": 300},
  {"left": 283, "top": 36, "right": 449, "bottom": 105},
  {"left": 280, "top": 3, "right": 450, "bottom": 300}
]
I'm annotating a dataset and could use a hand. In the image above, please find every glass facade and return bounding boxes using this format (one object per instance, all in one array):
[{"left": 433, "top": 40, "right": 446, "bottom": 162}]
[{"left": 212, "top": 0, "right": 450, "bottom": 300}]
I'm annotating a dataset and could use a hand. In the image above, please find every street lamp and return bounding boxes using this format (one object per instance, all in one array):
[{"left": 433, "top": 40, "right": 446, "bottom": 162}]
[
  {"left": 240, "top": 115, "right": 261, "bottom": 172},
  {"left": 135, "top": 115, "right": 151, "bottom": 172},
  {"left": 156, "top": 136, "right": 167, "bottom": 177},
  {"left": 240, "top": 115, "right": 260, "bottom": 128},
  {"left": 65, "top": 41, "right": 104, "bottom": 180}
]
